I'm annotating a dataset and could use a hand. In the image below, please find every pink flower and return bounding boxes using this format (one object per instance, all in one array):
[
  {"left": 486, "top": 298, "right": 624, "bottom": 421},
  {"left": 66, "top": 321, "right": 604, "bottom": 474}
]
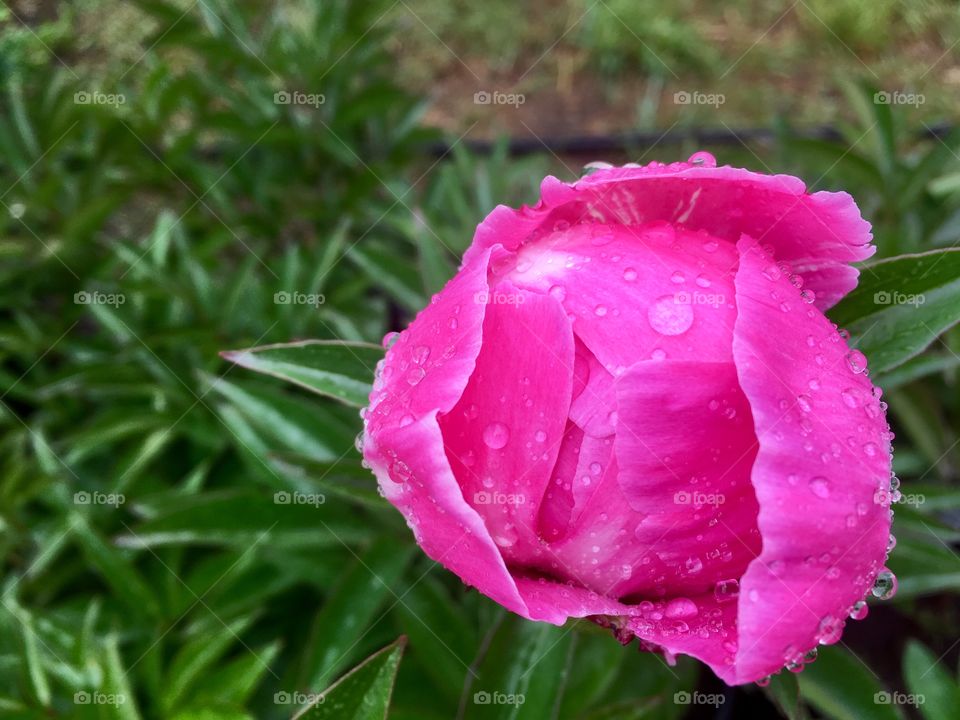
[{"left": 361, "top": 153, "right": 895, "bottom": 684}]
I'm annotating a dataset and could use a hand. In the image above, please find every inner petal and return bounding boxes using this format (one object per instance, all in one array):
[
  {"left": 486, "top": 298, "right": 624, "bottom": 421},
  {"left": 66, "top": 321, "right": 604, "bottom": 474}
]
[
  {"left": 499, "top": 221, "right": 739, "bottom": 371},
  {"left": 439, "top": 282, "right": 575, "bottom": 565}
]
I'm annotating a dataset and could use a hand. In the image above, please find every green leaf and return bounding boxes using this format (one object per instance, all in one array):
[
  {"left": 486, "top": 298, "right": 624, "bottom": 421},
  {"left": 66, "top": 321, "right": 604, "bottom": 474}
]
[
  {"left": 298, "top": 537, "right": 413, "bottom": 690},
  {"left": 765, "top": 672, "right": 805, "bottom": 720},
  {"left": 903, "top": 641, "right": 960, "bottom": 720},
  {"left": 464, "top": 615, "right": 576, "bottom": 720},
  {"left": 798, "top": 646, "right": 902, "bottom": 720},
  {"left": 221, "top": 340, "right": 382, "bottom": 407},
  {"left": 118, "top": 490, "right": 368, "bottom": 549},
  {"left": 294, "top": 637, "right": 406, "bottom": 720},
  {"left": 828, "top": 249, "right": 960, "bottom": 373}
]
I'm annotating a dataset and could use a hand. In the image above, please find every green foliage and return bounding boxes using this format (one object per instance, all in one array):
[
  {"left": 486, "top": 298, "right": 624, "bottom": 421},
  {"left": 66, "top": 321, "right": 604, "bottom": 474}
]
[{"left": 2, "top": 3, "right": 960, "bottom": 720}]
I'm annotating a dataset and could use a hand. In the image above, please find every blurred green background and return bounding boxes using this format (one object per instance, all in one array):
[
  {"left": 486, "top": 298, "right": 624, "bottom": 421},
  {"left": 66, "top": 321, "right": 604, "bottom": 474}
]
[{"left": 2, "top": 1, "right": 960, "bottom": 718}]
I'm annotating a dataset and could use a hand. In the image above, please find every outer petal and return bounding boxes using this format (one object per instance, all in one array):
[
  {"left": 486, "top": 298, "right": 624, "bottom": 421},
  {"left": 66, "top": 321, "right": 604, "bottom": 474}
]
[
  {"left": 365, "top": 248, "right": 493, "bottom": 437},
  {"left": 732, "top": 236, "right": 892, "bottom": 683},
  {"left": 367, "top": 412, "right": 637, "bottom": 625},
  {"left": 367, "top": 412, "right": 529, "bottom": 615},
  {"left": 439, "top": 283, "right": 575, "bottom": 563},
  {"left": 465, "top": 156, "right": 873, "bottom": 310}
]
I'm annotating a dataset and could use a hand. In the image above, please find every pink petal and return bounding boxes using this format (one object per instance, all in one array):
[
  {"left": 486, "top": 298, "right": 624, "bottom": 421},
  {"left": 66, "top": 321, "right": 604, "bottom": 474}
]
[
  {"left": 365, "top": 411, "right": 528, "bottom": 616},
  {"left": 465, "top": 156, "right": 873, "bottom": 311},
  {"left": 731, "top": 235, "right": 892, "bottom": 683},
  {"left": 364, "top": 249, "right": 493, "bottom": 438},
  {"left": 613, "top": 360, "right": 761, "bottom": 600},
  {"left": 500, "top": 221, "right": 738, "bottom": 371},
  {"left": 626, "top": 594, "right": 740, "bottom": 684},
  {"left": 439, "top": 282, "right": 575, "bottom": 564}
]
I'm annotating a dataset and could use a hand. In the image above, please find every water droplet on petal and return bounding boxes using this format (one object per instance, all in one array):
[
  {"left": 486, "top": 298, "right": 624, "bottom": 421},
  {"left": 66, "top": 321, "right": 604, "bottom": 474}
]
[
  {"left": 849, "top": 600, "right": 869, "bottom": 621},
  {"left": 809, "top": 477, "right": 831, "bottom": 498},
  {"left": 665, "top": 597, "right": 699, "bottom": 619},
  {"left": 871, "top": 569, "right": 897, "bottom": 600},
  {"left": 846, "top": 350, "right": 869, "bottom": 374},
  {"left": 482, "top": 422, "right": 510, "bottom": 449},
  {"left": 688, "top": 151, "right": 716, "bottom": 167},
  {"left": 648, "top": 295, "right": 694, "bottom": 336},
  {"left": 714, "top": 578, "right": 740, "bottom": 603},
  {"left": 670, "top": 270, "right": 685, "bottom": 284},
  {"left": 817, "top": 615, "right": 844, "bottom": 645},
  {"left": 623, "top": 267, "right": 638, "bottom": 281}
]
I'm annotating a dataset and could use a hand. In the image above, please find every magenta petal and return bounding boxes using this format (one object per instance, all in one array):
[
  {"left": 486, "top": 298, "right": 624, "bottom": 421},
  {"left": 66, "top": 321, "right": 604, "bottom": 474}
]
[
  {"left": 614, "top": 360, "right": 761, "bottom": 598},
  {"left": 439, "top": 283, "right": 575, "bottom": 564},
  {"left": 366, "top": 412, "right": 528, "bottom": 615},
  {"left": 626, "top": 594, "right": 740, "bottom": 684},
  {"left": 514, "top": 575, "right": 640, "bottom": 624},
  {"left": 365, "top": 249, "right": 493, "bottom": 438},
  {"left": 466, "top": 157, "right": 873, "bottom": 310},
  {"left": 732, "top": 236, "right": 892, "bottom": 683},
  {"left": 500, "top": 222, "right": 738, "bottom": 370}
]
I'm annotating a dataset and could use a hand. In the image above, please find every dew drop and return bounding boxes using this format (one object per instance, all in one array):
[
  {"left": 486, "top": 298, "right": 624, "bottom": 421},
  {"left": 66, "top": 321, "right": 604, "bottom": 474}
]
[
  {"left": 846, "top": 350, "right": 868, "bottom": 374},
  {"left": 714, "top": 578, "right": 740, "bottom": 603},
  {"left": 482, "top": 422, "right": 510, "bottom": 449},
  {"left": 809, "top": 476, "right": 831, "bottom": 498},
  {"left": 871, "top": 569, "right": 897, "bottom": 600},
  {"left": 665, "top": 597, "right": 699, "bottom": 619},
  {"left": 623, "top": 267, "right": 638, "bottom": 281},
  {"left": 816, "top": 615, "right": 844, "bottom": 645},
  {"left": 648, "top": 295, "right": 694, "bottom": 336},
  {"left": 849, "top": 600, "right": 869, "bottom": 621}
]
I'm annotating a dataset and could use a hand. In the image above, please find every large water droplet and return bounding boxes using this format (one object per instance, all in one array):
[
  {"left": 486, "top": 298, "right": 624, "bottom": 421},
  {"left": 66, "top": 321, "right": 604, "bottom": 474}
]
[
  {"left": 482, "top": 422, "right": 510, "bottom": 449},
  {"left": 849, "top": 600, "right": 869, "bottom": 621},
  {"left": 846, "top": 350, "right": 868, "bottom": 374},
  {"left": 809, "top": 476, "right": 831, "bottom": 499},
  {"left": 648, "top": 295, "right": 694, "bottom": 336},
  {"left": 665, "top": 597, "right": 699, "bottom": 619},
  {"left": 688, "top": 151, "right": 716, "bottom": 167},
  {"left": 623, "top": 267, "right": 638, "bottom": 281},
  {"left": 871, "top": 569, "right": 897, "bottom": 600},
  {"left": 714, "top": 578, "right": 740, "bottom": 603},
  {"left": 816, "top": 615, "right": 844, "bottom": 645},
  {"left": 406, "top": 367, "right": 425, "bottom": 386}
]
